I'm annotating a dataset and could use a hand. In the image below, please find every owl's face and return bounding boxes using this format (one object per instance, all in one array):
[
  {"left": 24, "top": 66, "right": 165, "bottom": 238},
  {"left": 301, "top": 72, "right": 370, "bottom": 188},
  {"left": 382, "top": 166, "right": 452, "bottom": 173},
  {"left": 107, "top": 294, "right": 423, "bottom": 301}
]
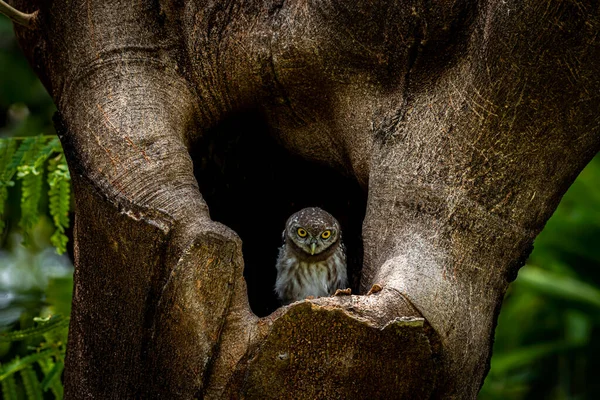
[{"left": 284, "top": 207, "right": 340, "bottom": 256}]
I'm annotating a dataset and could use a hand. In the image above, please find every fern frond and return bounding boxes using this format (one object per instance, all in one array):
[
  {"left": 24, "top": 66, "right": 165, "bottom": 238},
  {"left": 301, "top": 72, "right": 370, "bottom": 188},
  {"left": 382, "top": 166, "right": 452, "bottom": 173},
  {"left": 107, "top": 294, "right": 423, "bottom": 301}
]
[
  {"left": 39, "top": 359, "right": 64, "bottom": 393},
  {"left": 32, "top": 137, "right": 61, "bottom": 172},
  {"left": 2, "top": 136, "right": 36, "bottom": 184},
  {"left": 0, "top": 372, "right": 18, "bottom": 400},
  {"left": 17, "top": 135, "right": 47, "bottom": 174},
  {"left": 0, "top": 139, "right": 18, "bottom": 232},
  {"left": 18, "top": 170, "right": 43, "bottom": 246},
  {"left": 0, "top": 138, "right": 17, "bottom": 175},
  {"left": 38, "top": 358, "right": 65, "bottom": 400},
  {"left": 0, "top": 315, "right": 69, "bottom": 342},
  {"left": 0, "top": 137, "right": 35, "bottom": 235},
  {"left": 14, "top": 136, "right": 48, "bottom": 245},
  {"left": 0, "top": 136, "right": 68, "bottom": 249},
  {"left": 0, "top": 349, "right": 58, "bottom": 381},
  {"left": 48, "top": 155, "right": 71, "bottom": 255},
  {"left": 20, "top": 364, "right": 43, "bottom": 400},
  {"left": 38, "top": 358, "right": 64, "bottom": 399}
]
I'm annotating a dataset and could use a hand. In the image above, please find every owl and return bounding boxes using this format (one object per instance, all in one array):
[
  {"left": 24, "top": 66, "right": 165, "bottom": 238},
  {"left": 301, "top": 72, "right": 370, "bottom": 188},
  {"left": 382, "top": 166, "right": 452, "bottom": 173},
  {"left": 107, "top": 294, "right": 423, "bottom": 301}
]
[{"left": 275, "top": 207, "right": 347, "bottom": 304}]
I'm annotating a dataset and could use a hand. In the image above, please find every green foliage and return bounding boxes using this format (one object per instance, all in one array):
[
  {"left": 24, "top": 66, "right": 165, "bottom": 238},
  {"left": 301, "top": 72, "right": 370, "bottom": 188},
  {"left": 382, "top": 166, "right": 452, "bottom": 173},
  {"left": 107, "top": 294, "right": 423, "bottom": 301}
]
[
  {"left": 1, "top": 373, "right": 18, "bottom": 400},
  {"left": 0, "top": 138, "right": 16, "bottom": 232},
  {"left": 47, "top": 154, "right": 71, "bottom": 255},
  {"left": 1, "top": 16, "right": 68, "bottom": 399},
  {"left": 39, "top": 358, "right": 64, "bottom": 396},
  {"left": 3, "top": 137, "right": 37, "bottom": 182},
  {"left": 0, "top": 315, "right": 68, "bottom": 400},
  {"left": 0, "top": 315, "right": 69, "bottom": 342},
  {"left": 517, "top": 266, "right": 600, "bottom": 310},
  {"left": 0, "top": 135, "right": 71, "bottom": 254},
  {"left": 17, "top": 138, "right": 46, "bottom": 247},
  {"left": 20, "top": 364, "right": 43, "bottom": 400},
  {"left": 481, "top": 154, "right": 600, "bottom": 400}
]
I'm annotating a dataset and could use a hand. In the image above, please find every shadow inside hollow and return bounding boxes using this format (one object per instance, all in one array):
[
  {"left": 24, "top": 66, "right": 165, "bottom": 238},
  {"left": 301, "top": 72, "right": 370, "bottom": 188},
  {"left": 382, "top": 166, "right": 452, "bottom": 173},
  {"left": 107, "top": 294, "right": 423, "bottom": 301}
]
[{"left": 191, "top": 110, "right": 367, "bottom": 317}]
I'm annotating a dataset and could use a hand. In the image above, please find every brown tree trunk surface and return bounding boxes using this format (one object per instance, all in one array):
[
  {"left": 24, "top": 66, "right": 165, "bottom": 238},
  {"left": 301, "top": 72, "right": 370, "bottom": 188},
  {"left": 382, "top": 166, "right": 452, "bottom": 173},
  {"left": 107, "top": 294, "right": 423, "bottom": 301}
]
[{"left": 9, "top": 0, "right": 600, "bottom": 398}]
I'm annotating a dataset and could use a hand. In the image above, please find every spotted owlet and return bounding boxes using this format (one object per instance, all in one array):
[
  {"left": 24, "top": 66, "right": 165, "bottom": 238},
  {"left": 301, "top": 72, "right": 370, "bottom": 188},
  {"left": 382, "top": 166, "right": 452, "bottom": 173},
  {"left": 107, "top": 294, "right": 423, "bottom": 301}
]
[{"left": 275, "top": 207, "right": 347, "bottom": 304}]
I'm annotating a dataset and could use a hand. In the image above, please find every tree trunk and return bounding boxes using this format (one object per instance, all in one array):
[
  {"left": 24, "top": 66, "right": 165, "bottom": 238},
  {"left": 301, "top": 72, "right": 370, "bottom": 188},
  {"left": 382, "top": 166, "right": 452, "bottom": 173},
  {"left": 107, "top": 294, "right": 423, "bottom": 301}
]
[{"left": 9, "top": 0, "right": 600, "bottom": 398}]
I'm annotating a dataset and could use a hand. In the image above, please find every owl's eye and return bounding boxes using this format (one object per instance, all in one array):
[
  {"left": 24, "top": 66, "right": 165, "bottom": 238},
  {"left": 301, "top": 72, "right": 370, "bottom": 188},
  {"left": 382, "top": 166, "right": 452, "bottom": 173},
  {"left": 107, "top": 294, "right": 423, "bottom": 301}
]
[
  {"left": 297, "top": 228, "right": 307, "bottom": 237},
  {"left": 321, "top": 230, "right": 331, "bottom": 239}
]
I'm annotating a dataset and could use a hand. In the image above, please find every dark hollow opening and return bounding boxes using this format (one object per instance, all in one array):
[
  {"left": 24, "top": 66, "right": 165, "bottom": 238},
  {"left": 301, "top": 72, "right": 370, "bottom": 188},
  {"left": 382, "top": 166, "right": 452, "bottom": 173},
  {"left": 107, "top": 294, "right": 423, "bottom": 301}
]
[{"left": 191, "top": 110, "right": 367, "bottom": 317}]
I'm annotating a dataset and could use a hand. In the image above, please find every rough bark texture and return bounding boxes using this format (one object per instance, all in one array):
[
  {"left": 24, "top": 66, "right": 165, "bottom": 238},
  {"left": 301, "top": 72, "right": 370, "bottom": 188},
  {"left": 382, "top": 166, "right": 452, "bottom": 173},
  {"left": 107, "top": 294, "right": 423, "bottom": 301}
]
[{"left": 9, "top": 0, "right": 600, "bottom": 398}]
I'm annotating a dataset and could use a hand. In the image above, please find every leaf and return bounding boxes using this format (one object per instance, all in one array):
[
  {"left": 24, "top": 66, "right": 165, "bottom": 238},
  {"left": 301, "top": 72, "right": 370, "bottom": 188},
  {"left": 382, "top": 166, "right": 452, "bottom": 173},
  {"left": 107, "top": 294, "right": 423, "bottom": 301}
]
[
  {"left": 0, "top": 373, "right": 18, "bottom": 400},
  {"left": 19, "top": 171, "right": 43, "bottom": 245},
  {"left": 0, "top": 136, "right": 62, "bottom": 235},
  {"left": 38, "top": 358, "right": 64, "bottom": 399},
  {"left": 1, "top": 136, "right": 36, "bottom": 184},
  {"left": 32, "top": 138, "right": 61, "bottom": 171},
  {"left": 0, "top": 349, "right": 58, "bottom": 381},
  {"left": 0, "top": 135, "right": 67, "bottom": 247},
  {"left": 0, "top": 138, "right": 17, "bottom": 173},
  {"left": 564, "top": 310, "right": 592, "bottom": 346},
  {"left": 16, "top": 136, "right": 48, "bottom": 245},
  {"left": 16, "top": 136, "right": 51, "bottom": 176},
  {"left": 0, "top": 137, "right": 28, "bottom": 233},
  {"left": 47, "top": 154, "right": 71, "bottom": 255},
  {"left": 20, "top": 364, "right": 43, "bottom": 400},
  {"left": 517, "top": 266, "right": 600, "bottom": 309},
  {"left": 0, "top": 315, "right": 69, "bottom": 342},
  {"left": 45, "top": 276, "right": 74, "bottom": 318},
  {"left": 39, "top": 359, "right": 63, "bottom": 392},
  {"left": 0, "top": 139, "right": 17, "bottom": 231},
  {"left": 488, "top": 340, "right": 576, "bottom": 374}
]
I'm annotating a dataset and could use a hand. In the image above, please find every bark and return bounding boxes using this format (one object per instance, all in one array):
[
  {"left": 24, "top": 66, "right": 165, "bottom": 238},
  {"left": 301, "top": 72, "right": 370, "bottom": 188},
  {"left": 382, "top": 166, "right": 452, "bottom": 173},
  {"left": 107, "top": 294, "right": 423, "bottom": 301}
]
[{"left": 8, "top": 0, "right": 600, "bottom": 398}]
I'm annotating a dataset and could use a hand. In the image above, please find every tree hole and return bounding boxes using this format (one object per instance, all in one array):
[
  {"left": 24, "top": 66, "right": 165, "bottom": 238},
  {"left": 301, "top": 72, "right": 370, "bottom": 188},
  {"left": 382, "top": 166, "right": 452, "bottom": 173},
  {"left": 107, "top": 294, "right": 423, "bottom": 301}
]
[{"left": 191, "top": 110, "right": 367, "bottom": 317}]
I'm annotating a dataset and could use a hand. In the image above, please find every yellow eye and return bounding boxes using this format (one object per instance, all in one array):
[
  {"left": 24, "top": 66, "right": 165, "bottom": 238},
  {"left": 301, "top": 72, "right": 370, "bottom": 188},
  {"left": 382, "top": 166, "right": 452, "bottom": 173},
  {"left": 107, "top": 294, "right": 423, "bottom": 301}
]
[
  {"left": 321, "top": 230, "right": 331, "bottom": 239},
  {"left": 297, "top": 228, "right": 307, "bottom": 237}
]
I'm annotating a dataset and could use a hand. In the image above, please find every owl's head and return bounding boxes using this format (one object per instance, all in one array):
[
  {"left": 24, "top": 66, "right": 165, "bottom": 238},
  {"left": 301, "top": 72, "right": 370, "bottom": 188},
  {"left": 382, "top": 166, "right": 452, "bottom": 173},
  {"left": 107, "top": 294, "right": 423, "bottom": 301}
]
[{"left": 284, "top": 207, "right": 341, "bottom": 256}]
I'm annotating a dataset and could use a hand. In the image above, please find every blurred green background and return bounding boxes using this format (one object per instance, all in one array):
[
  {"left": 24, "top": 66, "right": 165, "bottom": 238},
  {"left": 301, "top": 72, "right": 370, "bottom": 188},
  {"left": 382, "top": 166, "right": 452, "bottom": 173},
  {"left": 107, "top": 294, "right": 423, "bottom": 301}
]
[
  {"left": 0, "top": 14, "right": 72, "bottom": 398},
  {"left": 1, "top": 13, "right": 599, "bottom": 399}
]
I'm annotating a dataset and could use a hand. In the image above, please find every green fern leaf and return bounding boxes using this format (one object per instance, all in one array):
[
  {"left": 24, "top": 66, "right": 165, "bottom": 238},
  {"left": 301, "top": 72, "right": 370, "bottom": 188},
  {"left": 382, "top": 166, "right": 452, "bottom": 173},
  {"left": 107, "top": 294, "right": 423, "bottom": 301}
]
[
  {"left": 0, "top": 138, "right": 17, "bottom": 175},
  {"left": 2, "top": 136, "right": 36, "bottom": 184},
  {"left": 0, "top": 140, "right": 18, "bottom": 232},
  {"left": 0, "top": 349, "right": 58, "bottom": 381},
  {"left": 0, "top": 137, "right": 33, "bottom": 234},
  {"left": 0, "top": 315, "right": 69, "bottom": 342},
  {"left": 50, "top": 230, "right": 69, "bottom": 255},
  {"left": 39, "top": 359, "right": 64, "bottom": 392},
  {"left": 0, "top": 372, "right": 18, "bottom": 400},
  {"left": 15, "top": 136, "right": 48, "bottom": 245},
  {"left": 17, "top": 136, "right": 48, "bottom": 174},
  {"left": 38, "top": 358, "right": 64, "bottom": 399},
  {"left": 18, "top": 171, "right": 43, "bottom": 246},
  {"left": 32, "top": 137, "right": 61, "bottom": 172},
  {"left": 20, "top": 364, "right": 43, "bottom": 400},
  {"left": 48, "top": 155, "right": 71, "bottom": 255}
]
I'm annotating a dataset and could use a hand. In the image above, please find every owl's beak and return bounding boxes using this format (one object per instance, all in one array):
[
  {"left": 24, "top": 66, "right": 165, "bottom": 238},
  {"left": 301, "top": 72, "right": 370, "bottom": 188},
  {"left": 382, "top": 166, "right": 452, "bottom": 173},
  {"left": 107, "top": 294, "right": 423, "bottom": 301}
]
[{"left": 310, "top": 242, "right": 316, "bottom": 255}]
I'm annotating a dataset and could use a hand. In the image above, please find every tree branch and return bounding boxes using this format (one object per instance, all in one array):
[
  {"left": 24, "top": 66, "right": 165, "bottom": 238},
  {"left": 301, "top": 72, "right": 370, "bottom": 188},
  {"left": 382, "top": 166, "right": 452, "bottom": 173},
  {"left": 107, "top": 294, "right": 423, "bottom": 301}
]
[{"left": 0, "top": 0, "right": 37, "bottom": 28}]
